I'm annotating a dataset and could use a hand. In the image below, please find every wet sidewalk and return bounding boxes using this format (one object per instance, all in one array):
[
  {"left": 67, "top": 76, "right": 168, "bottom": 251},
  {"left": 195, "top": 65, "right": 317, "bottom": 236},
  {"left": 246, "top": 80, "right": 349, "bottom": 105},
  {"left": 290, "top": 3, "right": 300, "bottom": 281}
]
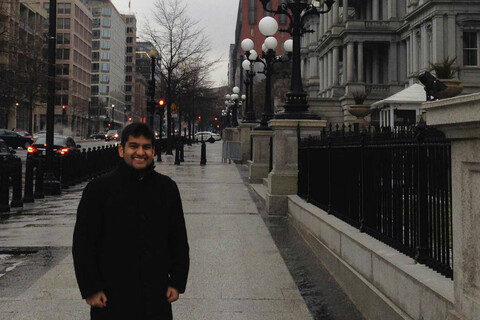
[{"left": 0, "top": 142, "right": 313, "bottom": 320}]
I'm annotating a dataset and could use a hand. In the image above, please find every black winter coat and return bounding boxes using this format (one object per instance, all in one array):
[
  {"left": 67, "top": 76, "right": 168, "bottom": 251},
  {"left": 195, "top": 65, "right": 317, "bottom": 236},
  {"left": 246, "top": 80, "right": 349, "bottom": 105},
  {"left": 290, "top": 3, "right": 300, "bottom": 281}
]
[{"left": 72, "top": 162, "right": 189, "bottom": 320}]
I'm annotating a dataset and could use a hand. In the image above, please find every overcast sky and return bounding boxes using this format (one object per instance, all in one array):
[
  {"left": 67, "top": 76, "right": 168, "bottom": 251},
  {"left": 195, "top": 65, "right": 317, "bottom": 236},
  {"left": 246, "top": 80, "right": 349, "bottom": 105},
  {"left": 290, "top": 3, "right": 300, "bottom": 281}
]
[{"left": 110, "top": 0, "right": 238, "bottom": 88}]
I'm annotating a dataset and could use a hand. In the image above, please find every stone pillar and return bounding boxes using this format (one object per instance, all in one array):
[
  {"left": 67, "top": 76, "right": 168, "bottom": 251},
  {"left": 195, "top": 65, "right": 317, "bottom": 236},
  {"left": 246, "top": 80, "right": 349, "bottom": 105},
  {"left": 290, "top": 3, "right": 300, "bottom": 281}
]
[
  {"left": 372, "top": 0, "right": 380, "bottom": 21},
  {"left": 333, "top": 46, "right": 339, "bottom": 85},
  {"left": 324, "top": 9, "right": 328, "bottom": 32},
  {"left": 347, "top": 42, "right": 355, "bottom": 83},
  {"left": 327, "top": 7, "right": 332, "bottom": 30},
  {"left": 248, "top": 130, "right": 273, "bottom": 184},
  {"left": 447, "top": 15, "right": 456, "bottom": 60},
  {"left": 332, "top": 0, "right": 339, "bottom": 25},
  {"left": 412, "top": 30, "right": 419, "bottom": 73},
  {"left": 387, "top": 0, "right": 396, "bottom": 19},
  {"left": 320, "top": 13, "right": 325, "bottom": 36},
  {"left": 388, "top": 41, "right": 398, "bottom": 83},
  {"left": 319, "top": 56, "right": 324, "bottom": 92},
  {"left": 399, "top": 41, "right": 407, "bottom": 82},
  {"left": 421, "top": 23, "right": 429, "bottom": 69},
  {"left": 372, "top": 47, "right": 379, "bottom": 83},
  {"left": 343, "top": 0, "right": 349, "bottom": 23},
  {"left": 357, "top": 42, "right": 364, "bottom": 82},
  {"left": 238, "top": 122, "right": 258, "bottom": 163},
  {"left": 324, "top": 55, "right": 329, "bottom": 90},
  {"left": 422, "top": 93, "right": 480, "bottom": 320},
  {"left": 266, "top": 119, "right": 327, "bottom": 215},
  {"left": 432, "top": 16, "right": 444, "bottom": 63},
  {"left": 328, "top": 50, "right": 333, "bottom": 89},
  {"left": 343, "top": 45, "right": 347, "bottom": 84},
  {"left": 406, "top": 38, "right": 411, "bottom": 75}
]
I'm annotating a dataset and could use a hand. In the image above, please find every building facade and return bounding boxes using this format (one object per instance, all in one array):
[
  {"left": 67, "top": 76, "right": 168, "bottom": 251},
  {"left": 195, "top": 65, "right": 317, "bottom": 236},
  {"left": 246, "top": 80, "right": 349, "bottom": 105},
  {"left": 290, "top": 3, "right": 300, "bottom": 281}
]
[
  {"left": 39, "top": 0, "right": 92, "bottom": 137},
  {"left": 86, "top": 0, "right": 126, "bottom": 131},
  {"left": 0, "top": 0, "right": 48, "bottom": 132},
  {"left": 121, "top": 14, "right": 136, "bottom": 123},
  {"left": 301, "top": 0, "right": 480, "bottom": 124}
]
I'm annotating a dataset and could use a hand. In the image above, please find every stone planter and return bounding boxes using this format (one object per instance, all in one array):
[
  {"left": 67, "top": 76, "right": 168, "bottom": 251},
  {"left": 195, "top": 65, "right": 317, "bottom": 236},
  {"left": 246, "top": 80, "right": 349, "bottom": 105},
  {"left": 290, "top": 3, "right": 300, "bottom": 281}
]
[
  {"left": 438, "top": 78, "right": 463, "bottom": 99},
  {"left": 349, "top": 105, "right": 372, "bottom": 128}
]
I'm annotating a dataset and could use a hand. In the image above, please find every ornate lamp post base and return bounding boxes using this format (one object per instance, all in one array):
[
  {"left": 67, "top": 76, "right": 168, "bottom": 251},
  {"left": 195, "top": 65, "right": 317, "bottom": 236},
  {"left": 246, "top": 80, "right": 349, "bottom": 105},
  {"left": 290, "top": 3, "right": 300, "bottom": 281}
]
[{"left": 275, "top": 92, "right": 320, "bottom": 119}]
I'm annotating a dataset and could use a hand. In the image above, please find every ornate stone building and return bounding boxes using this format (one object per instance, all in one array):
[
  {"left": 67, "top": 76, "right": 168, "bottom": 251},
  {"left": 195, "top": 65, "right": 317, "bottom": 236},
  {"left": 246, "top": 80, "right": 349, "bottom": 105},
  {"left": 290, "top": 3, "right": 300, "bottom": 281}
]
[{"left": 301, "top": 0, "right": 480, "bottom": 124}]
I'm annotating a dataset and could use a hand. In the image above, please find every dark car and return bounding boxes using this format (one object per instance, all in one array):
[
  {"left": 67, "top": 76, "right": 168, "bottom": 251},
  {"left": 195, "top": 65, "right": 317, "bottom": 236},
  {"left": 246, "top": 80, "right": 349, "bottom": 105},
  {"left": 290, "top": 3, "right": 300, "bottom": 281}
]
[
  {"left": 28, "top": 135, "right": 82, "bottom": 158},
  {"left": 14, "top": 129, "right": 34, "bottom": 140},
  {"left": 89, "top": 132, "right": 107, "bottom": 140},
  {"left": 0, "top": 129, "right": 34, "bottom": 149},
  {"left": 0, "top": 138, "right": 19, "bottom": 164},
  {"left": 105, "top": 129, "right": 120, "bottom": 142}
]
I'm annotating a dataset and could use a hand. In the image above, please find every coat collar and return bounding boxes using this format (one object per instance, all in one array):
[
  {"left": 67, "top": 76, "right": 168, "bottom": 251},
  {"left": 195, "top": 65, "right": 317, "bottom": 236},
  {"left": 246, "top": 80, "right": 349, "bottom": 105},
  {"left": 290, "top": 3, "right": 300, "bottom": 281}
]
[{"left": 118, "top": 161, "right": 155, "bottom": 182}]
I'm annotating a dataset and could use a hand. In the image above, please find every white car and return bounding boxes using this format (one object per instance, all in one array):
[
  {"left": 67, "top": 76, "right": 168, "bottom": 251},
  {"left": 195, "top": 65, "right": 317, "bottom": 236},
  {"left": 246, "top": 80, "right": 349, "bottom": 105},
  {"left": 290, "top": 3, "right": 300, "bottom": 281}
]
[
  {"left": 211, "top": 133, "right": 221, "bottom": 141},
  {"left": 194, "top": 132, "right": 213, "bottom": 142}
]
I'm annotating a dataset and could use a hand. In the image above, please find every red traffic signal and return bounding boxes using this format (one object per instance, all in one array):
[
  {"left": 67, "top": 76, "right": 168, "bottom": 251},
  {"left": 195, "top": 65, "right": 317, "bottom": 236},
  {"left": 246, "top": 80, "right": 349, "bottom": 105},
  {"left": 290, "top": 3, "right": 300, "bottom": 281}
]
[
  {"left": 214, "top": 117, "right": 218, "bottom": 121},
  {"left": 198, "top": 116, "right": 201, "bottom": 120},
  {"left": 158, "top": 99, "right": 165, "bottom": 107},
  {"left": 62, "top": 105, "right": 67, "bottom": 110}
]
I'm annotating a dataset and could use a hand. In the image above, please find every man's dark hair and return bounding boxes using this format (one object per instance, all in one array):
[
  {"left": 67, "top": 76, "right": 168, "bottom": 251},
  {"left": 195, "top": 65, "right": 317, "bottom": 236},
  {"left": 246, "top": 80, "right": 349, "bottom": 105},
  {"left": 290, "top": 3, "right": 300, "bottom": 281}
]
[{"left": 121, "top": 123, "right": 154, "bottom": 147}]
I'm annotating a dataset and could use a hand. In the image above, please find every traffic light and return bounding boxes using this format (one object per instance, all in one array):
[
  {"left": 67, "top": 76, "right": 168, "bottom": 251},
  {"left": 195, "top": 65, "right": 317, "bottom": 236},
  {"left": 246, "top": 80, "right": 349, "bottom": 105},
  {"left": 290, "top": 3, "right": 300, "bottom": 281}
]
[
  {"left": 216, "top": 124, "right": 220, "bottom": 129},
  {"left": 158, "top": 99, "right": 165, "bottom": 107},
  {"left": 198, "top": 116, "right": 201, "bottom": 120},
  {"left": 62, "top": 105, "right": 67, "bottom": 110},
  {"left": 214, "top": 117, "right": 218, "bottom": 121}
]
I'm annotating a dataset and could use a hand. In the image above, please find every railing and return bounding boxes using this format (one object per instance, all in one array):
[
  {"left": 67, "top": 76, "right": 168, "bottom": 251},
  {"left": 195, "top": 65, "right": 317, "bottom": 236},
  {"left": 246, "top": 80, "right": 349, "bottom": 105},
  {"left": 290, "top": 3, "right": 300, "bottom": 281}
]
[{"left": 298, "top": 123, "right": 453, "bottom": 278}]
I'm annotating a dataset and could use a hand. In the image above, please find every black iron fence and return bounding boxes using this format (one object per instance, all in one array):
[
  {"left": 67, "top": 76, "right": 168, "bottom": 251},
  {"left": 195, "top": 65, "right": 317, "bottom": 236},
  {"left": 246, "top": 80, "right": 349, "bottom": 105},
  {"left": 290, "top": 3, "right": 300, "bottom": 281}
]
[
  {"left": 298, "top": 122, "right": 453, "bottom": 278},
  {"left": 0, "top": 145, "right": 120, "bottom": 213}
]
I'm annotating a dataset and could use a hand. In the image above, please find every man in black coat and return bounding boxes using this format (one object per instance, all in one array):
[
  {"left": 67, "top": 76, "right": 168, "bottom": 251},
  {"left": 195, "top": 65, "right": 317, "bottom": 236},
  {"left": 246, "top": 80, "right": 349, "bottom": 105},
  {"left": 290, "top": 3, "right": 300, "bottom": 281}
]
[{"left": 73, "top": 123, "right": 189, "bottom": 320}]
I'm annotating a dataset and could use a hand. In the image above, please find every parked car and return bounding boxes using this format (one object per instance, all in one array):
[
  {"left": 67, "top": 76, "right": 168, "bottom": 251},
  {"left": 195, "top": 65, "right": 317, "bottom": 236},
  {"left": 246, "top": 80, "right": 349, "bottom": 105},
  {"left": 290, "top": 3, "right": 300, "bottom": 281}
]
[
  {"left": 28, "top": 135, "right": 82, "bottom": 158},
  {"left": 89, "top": 132, "right": 107, "bottom": 140},
  {"left": 33, "top": 131, "right": 46, "bottom": 140},
  {"left": 105, "top": 129, "right": 120, "bottom": 142},
  {"left": 0, "top": 138, "right": 19, "bottom": 166},
  {"left": 211, "top": 133, "right": 221, "bottom": 141},
  {"left": 0, "top": 129, "right": 34, "bottom": 149},
  {"left": 13, "top": 129, "right": 34, "bottom": 140},
  {"left": 194, "top": 132, "right": 213, "bottom": 142}
]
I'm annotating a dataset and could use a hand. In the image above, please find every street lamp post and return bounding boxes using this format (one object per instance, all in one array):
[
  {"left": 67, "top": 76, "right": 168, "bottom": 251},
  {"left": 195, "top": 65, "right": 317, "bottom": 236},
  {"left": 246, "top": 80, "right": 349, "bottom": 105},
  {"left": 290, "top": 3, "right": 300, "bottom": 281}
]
[
  {"left": 147, "top": 48, "right": 158, "bottom": 128},
  {"left": 240, "top": 57, "right": 257, "bottom": 123},
  {"left": 111, "top": 104, "right": 115, "bottom": 129},
  {"left": 231, "top": 87, "right": 240, "bottom": 127},
  {"left": 44, "top": 0, "right": 61, "bottom": 195},
  {"left": 260, "top": 0, "right": 334, "bottom": 119}
]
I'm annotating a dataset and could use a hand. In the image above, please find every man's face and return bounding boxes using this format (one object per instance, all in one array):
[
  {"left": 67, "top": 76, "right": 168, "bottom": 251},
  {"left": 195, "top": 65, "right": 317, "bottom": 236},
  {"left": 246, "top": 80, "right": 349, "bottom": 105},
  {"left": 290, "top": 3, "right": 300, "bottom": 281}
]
[{"left": 118, "top": 135, "right": 154, "bottom": 170}]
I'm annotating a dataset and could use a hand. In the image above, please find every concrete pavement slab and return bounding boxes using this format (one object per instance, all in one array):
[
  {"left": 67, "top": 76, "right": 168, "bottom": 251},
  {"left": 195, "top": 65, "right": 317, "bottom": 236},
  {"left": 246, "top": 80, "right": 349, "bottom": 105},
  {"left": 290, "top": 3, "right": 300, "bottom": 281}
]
[{"left": 0, "top": 142, "right": 313, "bottom": 319}]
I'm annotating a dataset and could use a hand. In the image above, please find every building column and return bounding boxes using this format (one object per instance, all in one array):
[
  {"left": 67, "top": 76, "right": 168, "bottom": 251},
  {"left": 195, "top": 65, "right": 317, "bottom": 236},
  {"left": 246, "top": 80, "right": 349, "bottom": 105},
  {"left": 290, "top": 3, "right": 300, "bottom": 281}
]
[
  {"left": 324, "top": 9, "right": 328, "bottom": 32},
  {"left": 387, "top": 0, "right": 397, "bottom": 19},
  {"left": 412, "top": 30, "right": 419, "bottom": 73},
  {"left": 333, "top": 46, "right": 339, "bottom": 85},
  {"left": 447, "top": 14, "right": 456, "bottom": 61},
  {"left": 347, "top": 42, "right": 355, "bottom": 83},
  {"left": 332, "top": 0, "right": 339, "bottom": 25},
  {"left": 388, "top": 41, "right": 398, "bottom": 83},
  {"left": 421, "top": 23, "right": 429, "bottom": 69},
  {"left": 358, "top": 42, "right": 364, "bottom": 82},
  {"left": 432, "top": 16, "right": 444, "bottom": 63},
  {"left": 328, "top": 50, "right": 333, "bottom": 88},
  {"left": 372, "top": 47, "right": 380, "bottom": 83},
  {"left": 343, "top": 0, "right": 349, "bottom": 23},
  {"left": 372, "top": 0, "right": 380, "bottom": 21},
  {"left": 327, "top": 7, "right": 332, "bottom": 29},
  {"left": 366, "top": 0, "right": 372, "bottom": 20},
  {"left": 366, "top": 51, "right": 372, "bottom": 83},
  {"left": 399, "top": 41, "right": 407, "bottom": 82},
  {"left": 342, "top": 45, "right": 347, "bottom": 84},
  {"left": 319, "top": 56, "right": 324, "bottom": 92},
  {"left": 406, "top": 38, "right": 411, "bottom": 77},
  {"left": 324, "top": 55, "right": 328, "bottom": 91}
]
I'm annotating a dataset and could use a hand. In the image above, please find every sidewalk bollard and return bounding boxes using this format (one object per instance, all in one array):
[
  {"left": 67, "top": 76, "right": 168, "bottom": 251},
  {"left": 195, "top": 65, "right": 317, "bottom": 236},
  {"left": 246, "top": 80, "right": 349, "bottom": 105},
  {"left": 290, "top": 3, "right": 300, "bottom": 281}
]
[
  {"left": 180, "top": 140, "right": 185, "bottom": 162},
  {"left": 200, "top": 140, "right": 206, "bottom": 166},
  {"left": 156, "top": 139, "right": 162, "bottom": 162},
  {"left": 34, "top": 157, "right": 45, "bottom": 199},
  {"left": 0, "top": 158, "right": 10, "bottom": 213},
  {"left": 10, "top": 157, "right": 23, "bottom": 208},
  {"left": 24, "top": 157, "right": 35, "bottom": 203},
  {"left": 60, "top": 155, "right": 69, "bottom": 189},
  {"left": 174, "top": 141, "right": 181, "bottom": 165}
]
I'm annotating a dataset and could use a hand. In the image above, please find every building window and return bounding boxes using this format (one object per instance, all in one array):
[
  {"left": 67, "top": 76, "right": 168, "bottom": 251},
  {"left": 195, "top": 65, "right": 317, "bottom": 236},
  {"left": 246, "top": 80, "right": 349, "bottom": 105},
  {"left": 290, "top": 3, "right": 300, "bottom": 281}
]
[
  {"left": 126, "top": 17, "right": 134, "bottom": 24},
  {"left": 93, "top": 18, "right": 100, "bottom": 27},
  {"left": 126, "top": 47, "right": 133, "bottom": 53},
  {"left": 102, "top": 18, "right": 111, "bottom": 27},
  {"left": 248, "top": 0, "right": 257, "bottom": 25},
  {"left": 101, "top": 63, "right": 110, "bottom": 72},
  {"left": 100, "top": 85, "right": 109, "bottom": 94},
  {"left": 101, "top": 29, "right": 111, "bottom": 38},
  {"left": 92, "top": 41, "right": 99, "bottom": 50},
  {"left": 100, "top": 74, "right": 110, "bottom": 83},
  {"left": 58, "top": 3, "right": 71, "bottom": 14},
  {"left": 92, "top": 30, "right": 100, "bottom": 39},
  {"left": 92, "top": 63, "right": 99, "bottom": 72},
  {"left": 125, "top": 75, "right": 132, "bottom": 82},
  {"left": 101, "top": 41, "right": 110, "bottom": 50},
  {"left": 463, "top": 31, "right": 478, "bottom": 66},
  {"left": 57, "top": 18, "right": 71, "bottom": 29},
  {"left": 101, "top": 52, "right": 110, "bottom": 60},
  {"left": 91, "top": 74, "right": 99, "bottom": 84},
  {"left": 55, "top": 95, "right": 69, "bottom": 106},
  {"left": 56, "top": 48, "right": 70, "bottom": 60},
  {"left": 126, "top": 27, "right": 134, "bottom": 33},
  {"left": 125, "top": 85, "right": 132, "bottom": 92},
  {"left": 57, "top": 33, "right": 70, "bottom": 44},
  {"left": 102, "top": 7, "right": 111, "bottom": 16},
  {"left": 92, "top": 52, "right": 99, "bottom": 61},
  {"left": 127, "top": 37, "right": 134, "bottom": 43},
  {"left": 43, "top": 3, "right": 49, "bottom": 14},
  {"left": 91, "top": 85, "right": 99, "bottom": 95},
  {"left": 92, "top": 8, "right": 101, "bottom": 16},
  {"left": 125, "top": 95, "right": 132, "bottom": 102},
  {"left": 126, "top": 66, "right": 133, "bottom": 72},
  {"left": 126, "top": 56, "right": 133, "bottom": 63},
  {"left": 56, "top": 64, "right": 69, "bottom": 75}
]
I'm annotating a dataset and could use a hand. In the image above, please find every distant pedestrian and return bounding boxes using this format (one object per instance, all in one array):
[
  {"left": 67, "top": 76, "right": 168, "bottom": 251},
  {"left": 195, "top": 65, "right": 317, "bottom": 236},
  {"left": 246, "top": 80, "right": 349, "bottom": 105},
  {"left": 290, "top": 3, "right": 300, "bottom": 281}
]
[{"left": 72, "top": 122, "right": 189, "bottom": 320}]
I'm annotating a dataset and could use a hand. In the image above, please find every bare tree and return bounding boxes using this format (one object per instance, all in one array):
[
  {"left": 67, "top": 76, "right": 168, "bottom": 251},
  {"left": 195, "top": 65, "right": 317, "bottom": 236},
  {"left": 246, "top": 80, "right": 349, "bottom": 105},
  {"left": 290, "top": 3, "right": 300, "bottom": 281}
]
[{"left": 144, "top": 0, "right": 216, "bottom": 153}]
